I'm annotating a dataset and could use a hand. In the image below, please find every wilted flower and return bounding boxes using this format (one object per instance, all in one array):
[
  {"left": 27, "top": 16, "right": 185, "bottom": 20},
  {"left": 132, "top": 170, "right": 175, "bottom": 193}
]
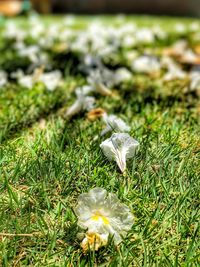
[
  {"left": 74, "top": 187, "right": 134, "bottom": 251},
  {"left": 132, "top": 55, "right": 161, "bottom": 74},
  {"left": 65, "top": 87, "right": 95, "bottom": 118},
  {"left": 100, "top": 133, "right": 139, "bottom": 172},
  {"left": 101, "top": 114, "right": 130, "bottom": 136}
]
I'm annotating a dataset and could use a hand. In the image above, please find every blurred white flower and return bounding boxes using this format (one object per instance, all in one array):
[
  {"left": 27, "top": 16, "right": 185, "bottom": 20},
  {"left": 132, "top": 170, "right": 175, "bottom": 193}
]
[
  {"left": 18, "top": 75, "right": 33, "bottom": 89},
  {"left": 190, "top": 67, "right": 200, "bottom": 95},
  {"left": 39, "top": 70, "right": 62, "bottom": 91},
  {"left": 63, "top": 15, "right": 75, "bottom": 26},
  {"left": 175, "top": 23, "right": 186, "bottom": 33},
  {"left": 132, "top": 55, "right": 160, "bottom": 74},
  {"left": 87, "top": 69, "right": 113, "bottom": 96},
  {"left": 100, "top": 133, "right": 139, "bottom": 173},
  {"left": 180, "top": 49, "right": 199, "bottom": 64},
  {"left": 16, "top": 69, "right": 62, "bottom": 90},
  {"left": 135, "top": 28, "right": 154, "bottom": 43},
  {"left": 162, "top": 58, "right": 186, "bottom": 81},
  {"left": 114, "top": 68, "right": 132, "bottom": 84},
  {"left": 75, "top": 187, "right": 134, "bottom": 251},
  {"left": 17, "top": 45, "right": 40, "bottom": 63},
  {"left": 66, "top": 87, "right": 95, "bottom": 118},
  {"left": 189, "top": 22, "right": 200, "bottom": 32},
  {"left": 0, "top": 70, "right": 8, "bottom": 88},
  {"left": 4, "top": 22, "right": 26, "bottom": 40},
  {"left": 101, "top": 114, "right": 130, "bottom": 136},
  {"left": 122, "top": 35, "right": 136, "bottom": 48}
]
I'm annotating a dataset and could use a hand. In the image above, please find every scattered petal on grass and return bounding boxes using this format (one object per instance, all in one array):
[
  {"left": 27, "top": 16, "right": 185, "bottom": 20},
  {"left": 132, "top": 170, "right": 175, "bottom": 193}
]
[
  {"left": 74, "top": 187, "right": 134, "bottom": 251},
  {"left": 101, "top": 114, "right": 130, "bottom": 136},
  {"left": 100, "top": 133, "right": 139, "bottom": 172}
]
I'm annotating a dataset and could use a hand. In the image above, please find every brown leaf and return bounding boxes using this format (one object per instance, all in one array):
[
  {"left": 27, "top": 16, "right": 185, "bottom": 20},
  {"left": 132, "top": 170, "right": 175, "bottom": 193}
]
[{"left": 87, "top": 108, "right": 106, "bottom": 121}]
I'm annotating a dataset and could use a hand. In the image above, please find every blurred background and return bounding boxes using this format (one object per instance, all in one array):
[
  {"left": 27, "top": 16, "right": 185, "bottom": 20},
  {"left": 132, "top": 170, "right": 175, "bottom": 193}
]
[{"left": 0, "top": 0, "right": 200, "bottom": 16}]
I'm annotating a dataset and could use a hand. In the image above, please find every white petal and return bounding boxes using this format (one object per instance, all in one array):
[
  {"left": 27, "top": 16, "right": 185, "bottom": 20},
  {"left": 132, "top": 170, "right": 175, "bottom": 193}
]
[
  {"left": 95, "top": 83, "right": 112, "bottom": 96},
  {"left": 65, "top": 99, "right": 82, "bottom": 118},
  {"left": 100, "top": 133, "right": 139, "bottom": 172},
  {"left": 101, "top": 114, "right": 130, "bottom": 135}
]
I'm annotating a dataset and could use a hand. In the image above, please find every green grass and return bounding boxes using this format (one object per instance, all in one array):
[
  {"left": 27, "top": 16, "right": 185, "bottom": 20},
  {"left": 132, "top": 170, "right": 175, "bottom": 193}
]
[{"left": 0, "top": 16, "right": 200, "bottom": 266}]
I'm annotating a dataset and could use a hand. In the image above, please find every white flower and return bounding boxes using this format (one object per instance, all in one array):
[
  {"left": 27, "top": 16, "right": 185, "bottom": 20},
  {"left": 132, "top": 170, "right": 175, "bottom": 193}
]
[
  {"left": 175, "top": 23, "right": 186, "bottom": 33},
  {"left": 180, "top": 49, "right": 199, "bottom": 64},
  {"left": 101, "top": 114, "right": 130, "bottom": 136},
  {"left": 18, "top": 75, "right": 33, "bottom": 89},
  {"left": 132, "top": 55, "right": 161, "bottom": 74},
  {"left": 74, "top": 187, "right": 134, "bottom": 251},
  {"left": 87, "top": 69, "right": 113, "bottom": 95},
  {"left": 39, "top": 70, "right": 62, "bottom": 91},
  {"left": 135, "top": 28, "right": 154, "bottom": 44},
  {"left": 81, "top": 232, "right": 109, "bottom": 252},
  {"left": 162, "top": 58, "right": 186, "bottom": 81},
  {"left": 190, "top": 67, "right": 200, "bottom": 95},
  {"left": 17, "top": 45, "right": 40, "bottom": 63},
  {"left": 189, "top": 22, "right": 199, "bottom": 32},
  {"left": 122, "top": 35, "right": 136, "bottom": 48},
  {"left": 114, "top": 68, "right": 132, "bottom": 84},
  {"left": 0, "top": 70, "right": 8, "bottom": 88},
  {"left": 100, "top": 133, "right": 139, "bottom": 173},
  {"left": 65, "top": 87, "right": 95, "bottom": 118}
]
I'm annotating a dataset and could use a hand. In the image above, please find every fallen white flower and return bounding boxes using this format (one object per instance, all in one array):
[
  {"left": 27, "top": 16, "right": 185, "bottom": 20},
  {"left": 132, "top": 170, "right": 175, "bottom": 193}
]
[
  {"left": 87, "top": 69, "right": 113, "bottom": 95},
  {"left": 66, "top": 87, "right": 95, "bottom": 118},
  {"left": 100, "top": 133, "right": 139, "bottom": 173},
  {"left": 39, "top": 70, "right": 62, "bottom": 91},
  {"left": 132, "top": 55, "right": 160, "bottom": 74},
  {"left": 18, "top": 75, "right": 33, "bottom": 89},
  {"left": 162, "top": 59, "right": 186, "bottom": 81},
  {"left": 190, "top": 67, "right": 200, "bottom": 95},
  {"left": 135, "top": 28, "right": 154, "bottom": 43},
  {"left": 74, "top": 187, "right": 134, "bottom": 251},
  {"left": 114, "top": 68, "right": 132, "bottom": 84},
  {"left": 101, "top": 114, "right": 130, "bottom": 136}
]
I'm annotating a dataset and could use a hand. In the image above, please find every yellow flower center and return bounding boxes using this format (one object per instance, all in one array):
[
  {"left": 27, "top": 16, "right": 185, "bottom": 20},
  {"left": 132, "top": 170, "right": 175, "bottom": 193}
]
[{"left": 91, "top": 211, "right": 110, "bottom": 225}]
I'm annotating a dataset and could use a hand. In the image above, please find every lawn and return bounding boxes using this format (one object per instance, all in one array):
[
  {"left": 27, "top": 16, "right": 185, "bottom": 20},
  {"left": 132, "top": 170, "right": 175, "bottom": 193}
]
[{"left": 0, "top": 15, "right": 199, "bottom": 266}]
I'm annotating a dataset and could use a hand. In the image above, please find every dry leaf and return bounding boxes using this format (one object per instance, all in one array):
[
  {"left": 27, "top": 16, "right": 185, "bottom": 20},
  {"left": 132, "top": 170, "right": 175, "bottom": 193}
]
[{"left": 87, "top": 108, "right": 106, "bottom": 121}]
